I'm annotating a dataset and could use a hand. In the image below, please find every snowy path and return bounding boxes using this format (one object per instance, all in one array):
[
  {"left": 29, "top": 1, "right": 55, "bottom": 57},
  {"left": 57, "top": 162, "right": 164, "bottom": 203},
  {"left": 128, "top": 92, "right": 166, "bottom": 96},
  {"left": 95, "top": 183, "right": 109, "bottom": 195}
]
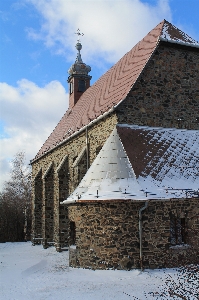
[{"left": 0, "top": 242, "right": 197, "bottom": 299}]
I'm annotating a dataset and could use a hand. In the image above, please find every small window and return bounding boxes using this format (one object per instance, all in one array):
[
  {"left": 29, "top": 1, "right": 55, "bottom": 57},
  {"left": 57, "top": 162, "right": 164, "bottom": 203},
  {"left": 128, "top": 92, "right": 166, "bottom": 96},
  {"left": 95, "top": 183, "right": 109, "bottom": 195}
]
[
  {"left": 78, "top": 80, "right": 86, "bottom": 92},
  {"left": 170, "top": 217, "right": 186, "bottom": 245},
  {"left": 69, "top": 82, "right": 73, "bottom": 94}
]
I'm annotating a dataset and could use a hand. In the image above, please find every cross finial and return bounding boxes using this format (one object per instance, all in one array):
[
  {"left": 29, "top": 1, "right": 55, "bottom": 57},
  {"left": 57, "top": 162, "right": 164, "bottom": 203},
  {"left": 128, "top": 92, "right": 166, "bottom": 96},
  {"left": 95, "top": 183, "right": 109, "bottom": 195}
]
[{"left": 75, "top": 28, "right": 84, "bottom": 42}]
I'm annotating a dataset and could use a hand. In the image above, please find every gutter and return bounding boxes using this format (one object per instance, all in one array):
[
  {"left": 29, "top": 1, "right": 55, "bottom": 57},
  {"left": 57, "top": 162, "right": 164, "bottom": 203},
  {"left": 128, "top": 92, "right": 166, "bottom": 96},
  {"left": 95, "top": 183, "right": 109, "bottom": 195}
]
[{"left": 139, "top": 201, "right": 149, "bottom": 271}]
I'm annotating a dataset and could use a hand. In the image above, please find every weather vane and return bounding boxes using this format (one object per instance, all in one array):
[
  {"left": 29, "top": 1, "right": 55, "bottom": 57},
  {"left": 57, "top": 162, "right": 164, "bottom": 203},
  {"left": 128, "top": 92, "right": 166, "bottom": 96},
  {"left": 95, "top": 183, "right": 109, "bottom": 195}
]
[{"left": 75, "top": 28, "right": 84, "bottom": 42}]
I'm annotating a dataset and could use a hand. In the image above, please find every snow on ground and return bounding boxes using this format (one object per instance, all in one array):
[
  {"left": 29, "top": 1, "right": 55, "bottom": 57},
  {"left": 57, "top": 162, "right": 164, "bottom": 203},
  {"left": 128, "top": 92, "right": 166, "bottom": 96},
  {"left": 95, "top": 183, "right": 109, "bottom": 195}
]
[{"left": 0, "top": 242, "right": 197, "bottom": 300}]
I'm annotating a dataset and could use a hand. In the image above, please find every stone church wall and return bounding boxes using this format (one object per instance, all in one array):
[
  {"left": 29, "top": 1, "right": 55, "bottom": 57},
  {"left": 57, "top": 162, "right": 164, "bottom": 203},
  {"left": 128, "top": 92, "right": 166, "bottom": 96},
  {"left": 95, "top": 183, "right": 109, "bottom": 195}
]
[
  {"left": 31, "top": 113, "right": 118, "bottom": 248},
  {"left": 68, "top": 198, "right": 199, "bottom": 270},
  {"left": 117, "top": 42, "right": 199, "bottom": 130}
]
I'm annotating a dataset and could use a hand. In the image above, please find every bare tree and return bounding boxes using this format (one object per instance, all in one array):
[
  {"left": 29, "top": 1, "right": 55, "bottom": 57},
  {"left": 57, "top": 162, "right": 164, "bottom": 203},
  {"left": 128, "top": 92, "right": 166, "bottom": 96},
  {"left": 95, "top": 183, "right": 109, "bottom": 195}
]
[{"left": 0, "top": 152, "right": 32, "bottom": 242}]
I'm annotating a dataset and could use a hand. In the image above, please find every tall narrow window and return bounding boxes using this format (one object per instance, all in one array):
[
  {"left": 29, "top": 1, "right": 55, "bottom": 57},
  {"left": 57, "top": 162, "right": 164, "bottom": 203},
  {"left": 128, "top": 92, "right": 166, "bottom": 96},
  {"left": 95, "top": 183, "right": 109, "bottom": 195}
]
[
  {"left": 170, "top": 217, "right": 186, "bottom": 245},
  {"left": 78, "top": 80, "right": 86, "bottom": 92},
  {"left": 69, "top": 82, "right": 73, "bottom": 94},
  {"left": 70, "top": 221, "right": 76, "bottom": 245}
]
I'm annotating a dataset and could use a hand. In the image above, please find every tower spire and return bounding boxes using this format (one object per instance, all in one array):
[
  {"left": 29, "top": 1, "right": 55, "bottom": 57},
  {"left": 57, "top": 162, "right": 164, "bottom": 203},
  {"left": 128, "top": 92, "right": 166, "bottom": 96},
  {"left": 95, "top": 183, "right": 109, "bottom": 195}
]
[
  {"left": 75, "top": 29, "right": 84, "bottom": 63},
  {"left": 67, "top": 29, "right": 92, "bottom": 109}
]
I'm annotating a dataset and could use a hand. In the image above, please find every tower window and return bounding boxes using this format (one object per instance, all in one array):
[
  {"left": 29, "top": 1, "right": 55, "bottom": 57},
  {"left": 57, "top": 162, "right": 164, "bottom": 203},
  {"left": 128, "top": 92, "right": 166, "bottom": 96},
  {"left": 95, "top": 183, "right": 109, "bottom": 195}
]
[
  {"left": 78, "top": 80, "right": 86, "bottom": 92},
  {"left": 69, "top": 82, "right": 73, "bottom": 94}
]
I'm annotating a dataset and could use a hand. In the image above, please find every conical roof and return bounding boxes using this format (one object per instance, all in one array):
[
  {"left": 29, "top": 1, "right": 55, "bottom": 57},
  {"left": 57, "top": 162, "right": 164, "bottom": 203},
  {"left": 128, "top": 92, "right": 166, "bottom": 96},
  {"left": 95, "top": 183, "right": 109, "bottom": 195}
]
[
  {"left": 63, "top": 128, "right": 146, "bottom": 202},
  {"left": 33, "top": 20, "right": 199, "bottom": 161}
]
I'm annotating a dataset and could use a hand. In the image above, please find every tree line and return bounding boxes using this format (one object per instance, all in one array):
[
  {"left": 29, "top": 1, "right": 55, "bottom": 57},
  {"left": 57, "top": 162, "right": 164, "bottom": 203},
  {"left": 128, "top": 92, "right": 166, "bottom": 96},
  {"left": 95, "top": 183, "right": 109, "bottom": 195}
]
[{"left": 0, "top": 152, "right": 32, "bottom": 242}]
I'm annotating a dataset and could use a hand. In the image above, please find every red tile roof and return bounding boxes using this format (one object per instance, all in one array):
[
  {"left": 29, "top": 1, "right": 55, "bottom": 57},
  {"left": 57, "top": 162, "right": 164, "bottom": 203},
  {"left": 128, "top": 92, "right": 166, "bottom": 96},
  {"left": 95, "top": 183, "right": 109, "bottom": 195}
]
[{"left": 33, "top": 20, "right": 199, "bottom": 161}]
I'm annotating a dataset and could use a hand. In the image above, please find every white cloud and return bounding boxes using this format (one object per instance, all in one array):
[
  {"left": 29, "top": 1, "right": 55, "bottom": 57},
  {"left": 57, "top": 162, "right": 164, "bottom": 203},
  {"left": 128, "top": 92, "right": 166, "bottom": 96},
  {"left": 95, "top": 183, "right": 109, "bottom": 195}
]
[
  {"left": 27, "top": 0, "right": 172, "bottom": 63},
  {"left": 0, "top": 0, "right": 172, "bottom": 190},
  {"left": 0, "top": 79, "right": 68, "bottom": 190}
]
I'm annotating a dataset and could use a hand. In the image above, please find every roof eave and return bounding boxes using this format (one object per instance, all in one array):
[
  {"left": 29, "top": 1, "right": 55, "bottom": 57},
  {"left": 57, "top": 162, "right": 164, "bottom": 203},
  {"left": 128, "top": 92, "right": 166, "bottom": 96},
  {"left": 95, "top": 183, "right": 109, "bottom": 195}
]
[
  {"left": 60, "top": 197, "right": 198, "bottom": 205},
  {"left": 159, "top": 36, "right": 199, "bottom": 49}
]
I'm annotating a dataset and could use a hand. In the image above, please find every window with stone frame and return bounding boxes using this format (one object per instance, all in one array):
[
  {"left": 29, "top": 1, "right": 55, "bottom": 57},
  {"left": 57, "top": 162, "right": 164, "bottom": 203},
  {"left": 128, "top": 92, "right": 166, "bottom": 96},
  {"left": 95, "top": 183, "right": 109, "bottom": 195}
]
[{"left": 170, "top": 217, "right": 186, "bottom": 245}]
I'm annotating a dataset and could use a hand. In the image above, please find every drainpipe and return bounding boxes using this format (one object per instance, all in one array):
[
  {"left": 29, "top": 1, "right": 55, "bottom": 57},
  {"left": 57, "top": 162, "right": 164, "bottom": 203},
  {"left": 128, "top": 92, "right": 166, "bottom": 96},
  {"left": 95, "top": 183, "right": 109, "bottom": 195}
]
[
  {"left": 86, "top": 126, "right": 89, "bottom": 171},
  {"left": 139, "top": 201, "right": 148, "bottom": 271}
]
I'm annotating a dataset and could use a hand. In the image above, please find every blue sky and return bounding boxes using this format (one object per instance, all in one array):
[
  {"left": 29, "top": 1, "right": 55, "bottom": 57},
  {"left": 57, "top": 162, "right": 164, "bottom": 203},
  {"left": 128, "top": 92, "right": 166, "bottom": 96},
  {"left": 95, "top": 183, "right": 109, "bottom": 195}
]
[
  {"left": 0, "top": 0, "right": 199, "bottom": 189},
  {"left": 1, "top": 0, "right": 199, "bottom": 87}
]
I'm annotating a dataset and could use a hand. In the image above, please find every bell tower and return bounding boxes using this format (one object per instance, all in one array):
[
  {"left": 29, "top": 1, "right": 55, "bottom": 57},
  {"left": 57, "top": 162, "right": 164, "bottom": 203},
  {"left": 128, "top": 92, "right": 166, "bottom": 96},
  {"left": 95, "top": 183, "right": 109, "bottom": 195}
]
[{"left": 68, "top": 30, "right": 92, "bottom": 109}]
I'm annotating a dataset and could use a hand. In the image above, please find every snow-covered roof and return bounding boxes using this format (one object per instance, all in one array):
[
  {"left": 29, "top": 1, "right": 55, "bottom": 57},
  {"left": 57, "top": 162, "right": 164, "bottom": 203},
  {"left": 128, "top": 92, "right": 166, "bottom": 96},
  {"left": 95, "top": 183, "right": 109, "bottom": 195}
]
[
  {"left": 160, "top": 21, "right": 199, "bottom": 45},
  {"left": 63, "top": 125, "right": 199, "bottom": 203}
]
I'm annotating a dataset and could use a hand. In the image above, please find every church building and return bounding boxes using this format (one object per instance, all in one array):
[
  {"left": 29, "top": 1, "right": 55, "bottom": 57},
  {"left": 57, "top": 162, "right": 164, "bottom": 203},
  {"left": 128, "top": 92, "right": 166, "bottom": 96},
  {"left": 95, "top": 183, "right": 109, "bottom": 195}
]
[{"left": 31, "top": 20, "right": 199, "bottom": 270}]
